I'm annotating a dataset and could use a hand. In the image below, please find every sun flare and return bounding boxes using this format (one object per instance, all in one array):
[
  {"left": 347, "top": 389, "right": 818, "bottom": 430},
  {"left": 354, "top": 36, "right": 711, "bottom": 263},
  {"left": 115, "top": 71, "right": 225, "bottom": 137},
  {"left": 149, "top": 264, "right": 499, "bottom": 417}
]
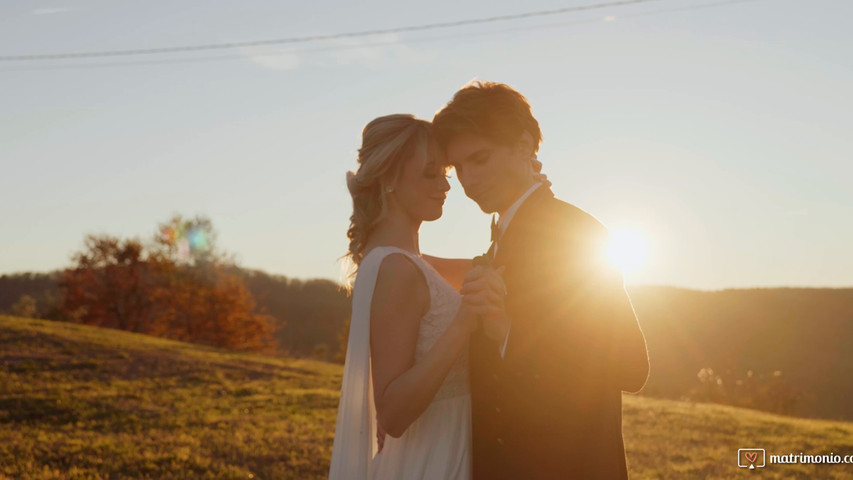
[{"left": 606, "top": 229, "right": 648, "bottom": 274}]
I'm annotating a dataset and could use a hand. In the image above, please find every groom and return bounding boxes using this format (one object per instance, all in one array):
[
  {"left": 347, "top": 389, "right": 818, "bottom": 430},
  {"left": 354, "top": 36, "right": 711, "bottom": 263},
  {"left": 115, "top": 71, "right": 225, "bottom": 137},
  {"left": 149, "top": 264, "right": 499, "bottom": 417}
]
[{"left": 434, "top": 81, "right": 650, "bottom": 479}]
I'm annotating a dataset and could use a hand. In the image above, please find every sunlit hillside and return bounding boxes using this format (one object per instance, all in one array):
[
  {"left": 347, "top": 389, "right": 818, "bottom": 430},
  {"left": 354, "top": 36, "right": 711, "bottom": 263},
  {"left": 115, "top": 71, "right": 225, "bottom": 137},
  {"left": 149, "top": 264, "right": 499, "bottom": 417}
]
[
  {"left": 630, "top": 286, "right": 853, "bottom": 420},
  {"left": 4, "top": 272, "right": 853, "bottom": 421},
  {"left": 2, "top": 315, "right": 852, "bottom": 479}
]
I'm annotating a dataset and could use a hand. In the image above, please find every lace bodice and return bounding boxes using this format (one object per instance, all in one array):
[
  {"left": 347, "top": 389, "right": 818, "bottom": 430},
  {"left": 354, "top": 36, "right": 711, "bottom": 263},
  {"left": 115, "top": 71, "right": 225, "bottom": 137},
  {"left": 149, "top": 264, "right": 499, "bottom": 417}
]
[{"left": 368, "top": 247, "right": 469, "bottom": 402}]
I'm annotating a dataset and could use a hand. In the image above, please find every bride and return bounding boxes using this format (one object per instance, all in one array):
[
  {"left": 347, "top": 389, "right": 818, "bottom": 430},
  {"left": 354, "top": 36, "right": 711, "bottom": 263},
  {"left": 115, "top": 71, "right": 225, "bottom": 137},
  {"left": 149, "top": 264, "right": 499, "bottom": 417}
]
[{"left": 328, "top": 114, "right": 505, "bottom": 480}]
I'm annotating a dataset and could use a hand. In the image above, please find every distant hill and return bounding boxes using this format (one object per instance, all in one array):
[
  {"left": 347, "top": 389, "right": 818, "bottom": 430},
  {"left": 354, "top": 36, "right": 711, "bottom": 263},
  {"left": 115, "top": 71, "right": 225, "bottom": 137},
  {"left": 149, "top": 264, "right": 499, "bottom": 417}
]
[
  {"left": 233, "top": 269, "right": 350, "bottom": 358},
  {"left": 2, "top": 315, "right": 852, "bottom": 480},
  {"left": 3, "top": 270, "right": 852, "bottom": 420},
  {"left": 628, "top": 286, "right": 853, "bottom": 421},
  {"left": 0, "top": 269, "right": 352, "bottom": 359}
]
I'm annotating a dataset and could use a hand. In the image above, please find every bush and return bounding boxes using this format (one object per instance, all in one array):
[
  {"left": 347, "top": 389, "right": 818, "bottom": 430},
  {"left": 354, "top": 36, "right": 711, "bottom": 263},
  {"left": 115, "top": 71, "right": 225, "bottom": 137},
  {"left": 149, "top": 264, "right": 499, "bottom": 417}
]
[
  {"left": 688, "top": 367, "right": 805, "bottom": 415},
  {"left": 11, "top": 295, "right": 38, "bottom": 318}
]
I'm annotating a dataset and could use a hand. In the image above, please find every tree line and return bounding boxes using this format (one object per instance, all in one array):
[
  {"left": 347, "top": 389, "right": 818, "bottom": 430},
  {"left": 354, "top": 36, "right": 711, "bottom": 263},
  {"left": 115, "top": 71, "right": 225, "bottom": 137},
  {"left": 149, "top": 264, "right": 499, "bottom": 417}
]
[{"left": 0, "top": 215, "right": 350, "bottom": 357}]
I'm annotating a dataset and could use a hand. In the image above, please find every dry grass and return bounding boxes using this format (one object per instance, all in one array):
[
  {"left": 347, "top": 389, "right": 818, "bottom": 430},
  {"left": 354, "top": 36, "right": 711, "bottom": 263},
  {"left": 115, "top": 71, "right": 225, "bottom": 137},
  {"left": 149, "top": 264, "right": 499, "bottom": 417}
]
[{"left": 2, "top": 315, "right": 852, "bottom": 479}]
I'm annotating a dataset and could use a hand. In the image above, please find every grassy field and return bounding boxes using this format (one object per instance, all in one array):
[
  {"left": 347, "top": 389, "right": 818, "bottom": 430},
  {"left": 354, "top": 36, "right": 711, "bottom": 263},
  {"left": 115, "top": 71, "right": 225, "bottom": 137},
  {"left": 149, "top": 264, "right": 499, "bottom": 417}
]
[{"left": 2, "top": 315, "right": 852, "bottom": 479}]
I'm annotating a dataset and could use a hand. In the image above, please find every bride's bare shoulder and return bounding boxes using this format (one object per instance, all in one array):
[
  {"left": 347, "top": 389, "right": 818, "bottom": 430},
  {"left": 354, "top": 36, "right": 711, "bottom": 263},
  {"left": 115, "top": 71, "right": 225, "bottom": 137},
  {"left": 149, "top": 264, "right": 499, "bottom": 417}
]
[{"left": 372, "top": 252, "right": 429, "bottom": 314}]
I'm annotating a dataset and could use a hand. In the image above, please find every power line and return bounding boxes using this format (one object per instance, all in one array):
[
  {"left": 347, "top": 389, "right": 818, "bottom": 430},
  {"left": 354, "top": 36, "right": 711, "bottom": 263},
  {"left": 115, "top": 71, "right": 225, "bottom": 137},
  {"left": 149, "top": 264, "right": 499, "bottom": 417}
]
[
  {"left": 0, "top": 0, "right": 667, "bottom": 61},
  {"left": 0, "top": 0, "right": 761, "bottom": 71}
]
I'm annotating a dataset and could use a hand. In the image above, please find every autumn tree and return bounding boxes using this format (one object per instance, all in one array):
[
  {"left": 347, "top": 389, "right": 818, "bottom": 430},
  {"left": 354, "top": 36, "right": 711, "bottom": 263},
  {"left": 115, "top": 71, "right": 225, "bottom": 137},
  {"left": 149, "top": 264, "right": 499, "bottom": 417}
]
[
  {"left": 58, "top": 215, "right": 275, "bottom": 352},
  {"left": 149, "top": 263, "right": 275, "bottom": 351},
  {"left": 59, "top": 235, "right": 160, "bottom": 332}
]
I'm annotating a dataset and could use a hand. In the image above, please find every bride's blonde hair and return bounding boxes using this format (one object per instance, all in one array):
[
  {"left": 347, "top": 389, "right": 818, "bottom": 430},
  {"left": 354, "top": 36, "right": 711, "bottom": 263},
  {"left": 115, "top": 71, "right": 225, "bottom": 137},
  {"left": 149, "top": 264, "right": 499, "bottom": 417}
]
[{"left": 344, "top": 114, "right": 440, "bottom": 277}]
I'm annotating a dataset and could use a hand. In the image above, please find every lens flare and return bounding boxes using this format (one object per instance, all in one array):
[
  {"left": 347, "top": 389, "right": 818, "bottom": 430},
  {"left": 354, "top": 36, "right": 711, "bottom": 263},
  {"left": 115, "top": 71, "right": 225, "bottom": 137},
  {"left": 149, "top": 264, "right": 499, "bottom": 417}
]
[
  {"left": 187, "top": 229, "right": 209, "bottom": 251},
  {"left": 606, "top": 229, "right": 647, "bottom": 274},
  {"left": 160, "top": 224, "right": 210, "bottom": 260}
]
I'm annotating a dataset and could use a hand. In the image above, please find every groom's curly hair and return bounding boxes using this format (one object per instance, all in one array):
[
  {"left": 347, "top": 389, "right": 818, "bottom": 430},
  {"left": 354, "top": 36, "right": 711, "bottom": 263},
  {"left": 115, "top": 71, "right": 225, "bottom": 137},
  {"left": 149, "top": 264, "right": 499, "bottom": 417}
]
[{"left": 432, "top": 81, "right": 542, "bottom": 156}]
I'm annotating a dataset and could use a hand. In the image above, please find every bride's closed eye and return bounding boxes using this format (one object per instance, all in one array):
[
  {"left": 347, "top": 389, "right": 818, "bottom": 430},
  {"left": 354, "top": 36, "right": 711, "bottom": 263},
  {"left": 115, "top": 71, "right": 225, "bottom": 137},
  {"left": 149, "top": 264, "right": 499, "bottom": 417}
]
[{"left": 425, "top": 168, "right": 453, "bottom": 180}]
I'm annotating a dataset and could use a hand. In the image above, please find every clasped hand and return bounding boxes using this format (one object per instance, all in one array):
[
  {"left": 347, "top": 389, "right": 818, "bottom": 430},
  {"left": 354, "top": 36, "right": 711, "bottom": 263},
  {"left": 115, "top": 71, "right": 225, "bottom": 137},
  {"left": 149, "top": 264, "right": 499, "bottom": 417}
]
[{"left": 460, "top": 265, "right": 509, "bottom": 342}]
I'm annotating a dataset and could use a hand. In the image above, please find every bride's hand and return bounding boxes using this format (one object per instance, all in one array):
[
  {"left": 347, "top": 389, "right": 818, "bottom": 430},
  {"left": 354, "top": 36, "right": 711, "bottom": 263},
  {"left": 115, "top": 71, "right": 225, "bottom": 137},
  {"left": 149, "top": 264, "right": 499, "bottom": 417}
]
[{"left": 460, "top": 266, "right": 506, "bottom": 316}]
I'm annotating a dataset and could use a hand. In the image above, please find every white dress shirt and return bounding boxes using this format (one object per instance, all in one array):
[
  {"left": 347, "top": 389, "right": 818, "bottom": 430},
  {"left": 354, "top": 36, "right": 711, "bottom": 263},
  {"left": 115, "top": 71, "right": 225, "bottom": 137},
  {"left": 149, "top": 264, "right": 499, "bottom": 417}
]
[{"left": 496, "top": 182, "right": 542, "bottom": 358}]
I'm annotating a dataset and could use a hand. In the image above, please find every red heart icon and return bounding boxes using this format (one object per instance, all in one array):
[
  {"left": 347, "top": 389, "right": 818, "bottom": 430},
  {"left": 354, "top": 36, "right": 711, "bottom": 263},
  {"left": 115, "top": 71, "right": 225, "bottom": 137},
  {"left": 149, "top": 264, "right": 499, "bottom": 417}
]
[{"left": 745, "top": 452, "right": 758, "bottom": 463}]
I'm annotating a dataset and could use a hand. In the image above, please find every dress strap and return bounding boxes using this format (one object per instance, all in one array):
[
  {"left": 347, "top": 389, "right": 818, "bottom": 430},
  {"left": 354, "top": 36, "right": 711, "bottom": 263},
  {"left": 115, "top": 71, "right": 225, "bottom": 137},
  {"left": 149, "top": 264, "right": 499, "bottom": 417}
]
[{"left": 361, "top": 246, "right": 420, "bottom": 266}]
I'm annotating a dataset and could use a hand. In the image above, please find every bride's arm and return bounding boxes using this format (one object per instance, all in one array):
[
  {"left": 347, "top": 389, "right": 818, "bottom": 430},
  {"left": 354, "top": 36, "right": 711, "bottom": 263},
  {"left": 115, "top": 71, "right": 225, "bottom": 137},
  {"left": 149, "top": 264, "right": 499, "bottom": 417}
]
[
  {"left": 370, "top": 254, "right": 483, "bottom": 438},
  {"left": 422, "top": 255, "right": 473, "bottom": 291}
]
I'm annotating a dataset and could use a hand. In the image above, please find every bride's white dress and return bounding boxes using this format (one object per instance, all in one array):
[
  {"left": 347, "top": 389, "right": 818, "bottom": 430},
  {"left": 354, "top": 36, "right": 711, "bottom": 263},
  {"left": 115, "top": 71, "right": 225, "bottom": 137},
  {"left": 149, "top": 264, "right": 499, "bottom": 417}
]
[{"left": 328, "top": 246, "right": 472, "bottom": 480}]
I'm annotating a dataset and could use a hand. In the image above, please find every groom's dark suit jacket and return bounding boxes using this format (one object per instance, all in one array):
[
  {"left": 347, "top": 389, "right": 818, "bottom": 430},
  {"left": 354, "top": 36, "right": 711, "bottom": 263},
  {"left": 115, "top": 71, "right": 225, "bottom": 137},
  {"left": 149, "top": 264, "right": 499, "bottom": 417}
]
[{"left": 470, "top": 186, "right": 650, "bottom": 479}]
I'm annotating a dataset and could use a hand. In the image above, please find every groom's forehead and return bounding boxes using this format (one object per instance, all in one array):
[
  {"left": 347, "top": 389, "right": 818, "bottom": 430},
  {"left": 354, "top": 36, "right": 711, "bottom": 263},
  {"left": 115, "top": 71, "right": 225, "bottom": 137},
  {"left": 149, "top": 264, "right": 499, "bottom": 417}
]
[
  {"left": 447, "top": 133, "right": 494, "bottom": 160},
  {"left": 448, "top": 149, "right": 490, "bottom": 170}
]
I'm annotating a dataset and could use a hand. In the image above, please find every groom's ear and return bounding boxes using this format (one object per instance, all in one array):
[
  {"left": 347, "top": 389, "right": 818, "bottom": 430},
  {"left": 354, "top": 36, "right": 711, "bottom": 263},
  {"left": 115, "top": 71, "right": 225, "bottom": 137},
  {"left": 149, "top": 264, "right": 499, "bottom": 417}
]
[
  {"left": 513, "top": 131, "right": 536, "bottom": 160},
  {"left": 510, "top": 132, "right": 537, "bottom": 178}
]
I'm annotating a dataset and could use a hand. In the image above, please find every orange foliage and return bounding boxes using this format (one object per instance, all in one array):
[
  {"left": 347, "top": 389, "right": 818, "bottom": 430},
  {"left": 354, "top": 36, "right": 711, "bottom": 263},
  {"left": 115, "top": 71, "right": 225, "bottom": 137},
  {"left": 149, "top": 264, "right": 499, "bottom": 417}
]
[
  {"left": 59, "top": 233, "right": 274, "bottom": 352},
  {"left": 60, "top": 236, "right": 159, "bottom": 333},
  {"left": 149, "top": 264, "right": 275, "bottom": 352}
]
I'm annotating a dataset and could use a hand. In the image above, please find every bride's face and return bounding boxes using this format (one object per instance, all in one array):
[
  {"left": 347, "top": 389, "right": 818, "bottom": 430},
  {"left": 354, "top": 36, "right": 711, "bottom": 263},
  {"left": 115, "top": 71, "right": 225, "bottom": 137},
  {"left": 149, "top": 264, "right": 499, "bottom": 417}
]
[{"left": 388, "top": 153, "right": 451, "bottom": 223}]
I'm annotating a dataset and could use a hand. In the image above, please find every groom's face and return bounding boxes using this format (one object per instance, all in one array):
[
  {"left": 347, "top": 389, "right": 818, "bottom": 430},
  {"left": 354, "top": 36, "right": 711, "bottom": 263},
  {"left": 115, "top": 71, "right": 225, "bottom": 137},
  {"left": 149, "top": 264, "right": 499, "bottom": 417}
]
[{"left": 445, "top": 132, "right": 532, "bottom": 214}]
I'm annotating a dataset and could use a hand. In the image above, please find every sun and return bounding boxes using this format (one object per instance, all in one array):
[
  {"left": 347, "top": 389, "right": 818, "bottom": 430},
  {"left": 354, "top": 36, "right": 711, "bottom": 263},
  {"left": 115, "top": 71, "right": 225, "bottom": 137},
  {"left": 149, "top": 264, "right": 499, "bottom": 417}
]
[{"left": 605, "top": 229, "right": 648, "bottom": 274}]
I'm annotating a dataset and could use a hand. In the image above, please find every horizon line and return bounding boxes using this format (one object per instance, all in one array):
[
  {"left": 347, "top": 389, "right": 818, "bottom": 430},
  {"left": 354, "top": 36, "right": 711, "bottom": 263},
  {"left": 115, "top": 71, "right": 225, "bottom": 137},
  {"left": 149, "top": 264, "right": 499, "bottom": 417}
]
[{"left": 2, "top": 267, "right": 851, "bottom": 293}]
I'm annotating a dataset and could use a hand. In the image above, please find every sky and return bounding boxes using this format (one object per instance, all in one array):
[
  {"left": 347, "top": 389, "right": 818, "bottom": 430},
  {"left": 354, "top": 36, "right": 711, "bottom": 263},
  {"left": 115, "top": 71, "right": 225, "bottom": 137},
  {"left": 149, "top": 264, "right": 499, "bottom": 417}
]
[{"left": 1, "top": 0, "right": 851, "bottom": 290}]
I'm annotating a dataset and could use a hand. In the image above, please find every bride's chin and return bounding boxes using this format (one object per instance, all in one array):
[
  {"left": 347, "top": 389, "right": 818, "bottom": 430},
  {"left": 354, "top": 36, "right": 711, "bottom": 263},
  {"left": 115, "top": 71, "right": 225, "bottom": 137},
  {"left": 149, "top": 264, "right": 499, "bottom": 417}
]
[{"left": 423, "top": 209, "right": 443, "bottom": 222}]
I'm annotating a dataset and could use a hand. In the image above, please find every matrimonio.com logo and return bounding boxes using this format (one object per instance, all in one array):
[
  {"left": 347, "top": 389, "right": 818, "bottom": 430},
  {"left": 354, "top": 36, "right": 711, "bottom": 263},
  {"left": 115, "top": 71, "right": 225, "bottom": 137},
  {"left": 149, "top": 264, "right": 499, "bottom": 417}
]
[
  {"left": 738, "top": 447, "right": 853, "bottom": 468},
  {"left": 738, "top": 448, "right": 766, "bottom": 469}
]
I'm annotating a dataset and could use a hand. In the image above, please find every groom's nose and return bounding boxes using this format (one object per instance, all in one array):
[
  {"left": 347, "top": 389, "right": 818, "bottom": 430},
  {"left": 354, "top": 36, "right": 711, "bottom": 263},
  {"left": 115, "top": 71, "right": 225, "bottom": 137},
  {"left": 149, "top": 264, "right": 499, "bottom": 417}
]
[
  {"left": 456, "top": 167, "right": 474, "bottom": 190},
  {"left": 458, "top": 175, "right": 476, "bottom": 197}
]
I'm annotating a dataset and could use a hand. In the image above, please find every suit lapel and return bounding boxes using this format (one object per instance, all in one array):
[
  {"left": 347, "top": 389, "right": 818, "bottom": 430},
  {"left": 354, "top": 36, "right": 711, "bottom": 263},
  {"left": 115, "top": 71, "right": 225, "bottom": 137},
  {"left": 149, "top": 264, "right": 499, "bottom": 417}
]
[
  {"left": 486, "top": 239, "right": 496, "bottom": 262},
  {"left": 493, "top": 185, "right": 555, "bottom": 267},
  {"left": 491, "top": 186, "right": 555, "bottom": 361}
]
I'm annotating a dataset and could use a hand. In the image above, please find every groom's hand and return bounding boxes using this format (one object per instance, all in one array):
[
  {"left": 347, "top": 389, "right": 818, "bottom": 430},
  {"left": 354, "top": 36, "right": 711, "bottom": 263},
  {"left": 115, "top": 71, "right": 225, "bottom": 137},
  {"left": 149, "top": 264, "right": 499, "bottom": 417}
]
[
  {"left": 460, "top": 266, "right": 506, "bottom": 316},
  {"left": 480, "top": 311, "right": 510, "bottom": 344},
  {"left": 462, "top": 267, "right": 510, "bottom": 344}
]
